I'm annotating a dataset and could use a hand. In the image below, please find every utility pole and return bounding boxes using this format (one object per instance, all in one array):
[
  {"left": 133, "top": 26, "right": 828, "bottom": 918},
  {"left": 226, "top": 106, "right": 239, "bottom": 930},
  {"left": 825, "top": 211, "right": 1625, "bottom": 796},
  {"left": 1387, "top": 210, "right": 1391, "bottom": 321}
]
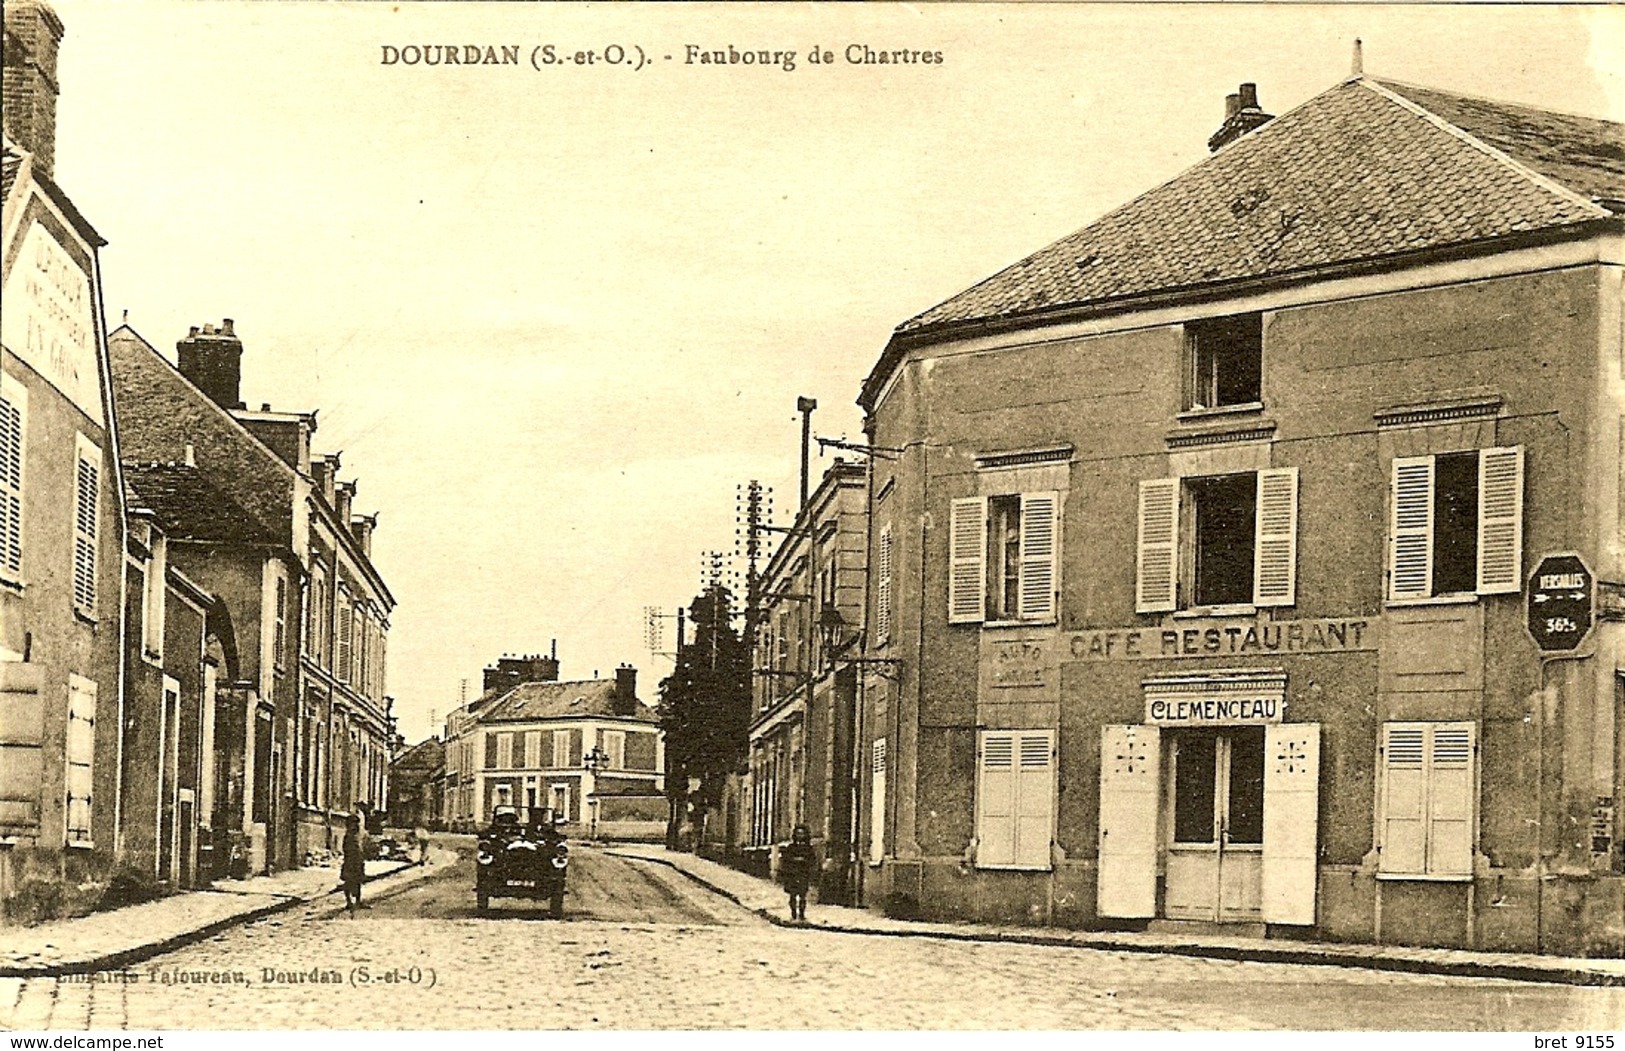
[{"left": 797, "top": 396, "right": 817, "bottom": 509}]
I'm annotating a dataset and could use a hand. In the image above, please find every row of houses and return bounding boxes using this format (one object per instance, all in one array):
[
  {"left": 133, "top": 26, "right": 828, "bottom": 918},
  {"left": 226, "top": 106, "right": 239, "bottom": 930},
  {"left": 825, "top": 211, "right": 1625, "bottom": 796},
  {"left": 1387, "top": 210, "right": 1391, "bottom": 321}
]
[
  {"left": 1, "top": 0, "right": 395, "bottom": 924},
  {"left": 730, "top": 73, "right": 1625, "bottom": 955}
]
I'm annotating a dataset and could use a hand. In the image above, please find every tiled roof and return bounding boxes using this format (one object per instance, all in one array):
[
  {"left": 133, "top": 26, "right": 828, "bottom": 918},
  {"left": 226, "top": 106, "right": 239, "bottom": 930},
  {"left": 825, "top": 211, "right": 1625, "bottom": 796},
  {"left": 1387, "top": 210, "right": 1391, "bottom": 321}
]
[
  {"left": 124, "top": 462, "right": 281, "bottom": 546},
  {"left": 1, "top": 145, "right": 21, "bottom": 203},
  {"left": 390, "top": 737, "right": 444, "bottom": 773},
  {"left": 478, "top": 679, "right": 657, "bottom": 725},
  {"left": 895, "top": 77, "right": 1619, "bottom": 340}
]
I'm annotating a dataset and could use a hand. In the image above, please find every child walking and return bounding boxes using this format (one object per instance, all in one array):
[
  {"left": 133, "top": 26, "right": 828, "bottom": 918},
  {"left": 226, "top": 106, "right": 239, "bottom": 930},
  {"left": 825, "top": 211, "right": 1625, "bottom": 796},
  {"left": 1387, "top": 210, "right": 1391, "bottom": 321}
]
[
  {"left": 779, "top": 824, "right": 817, "bottom": 923},
  {"left": 341, "top": 812, "right": 366, "bottom": 916}
]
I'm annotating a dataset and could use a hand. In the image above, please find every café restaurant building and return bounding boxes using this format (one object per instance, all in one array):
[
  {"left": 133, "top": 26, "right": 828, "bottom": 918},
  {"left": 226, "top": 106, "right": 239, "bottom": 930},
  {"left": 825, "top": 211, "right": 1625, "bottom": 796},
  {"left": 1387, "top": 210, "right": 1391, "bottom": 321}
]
[{"left": 854, "top": 75, "right": 1625, "bottom": 954}]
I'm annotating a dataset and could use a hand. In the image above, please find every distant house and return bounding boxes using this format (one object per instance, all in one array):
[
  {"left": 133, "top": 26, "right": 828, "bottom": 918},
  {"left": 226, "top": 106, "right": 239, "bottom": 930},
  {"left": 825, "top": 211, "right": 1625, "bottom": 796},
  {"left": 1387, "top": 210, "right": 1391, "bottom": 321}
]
[
  {"left": 442, "top": 655, "right": 664, "bottom": 838},
  {"left": 387, "top": 736, "right": 444, "bottom": 830}
]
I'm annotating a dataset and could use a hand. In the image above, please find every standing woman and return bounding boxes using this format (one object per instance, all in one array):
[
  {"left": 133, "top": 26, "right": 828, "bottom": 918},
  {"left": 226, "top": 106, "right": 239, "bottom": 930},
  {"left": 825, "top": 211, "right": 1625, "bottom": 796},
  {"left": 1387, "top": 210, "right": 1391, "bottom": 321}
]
[{"left": 341, "top": 812, "right": 366, "bottom": 916}]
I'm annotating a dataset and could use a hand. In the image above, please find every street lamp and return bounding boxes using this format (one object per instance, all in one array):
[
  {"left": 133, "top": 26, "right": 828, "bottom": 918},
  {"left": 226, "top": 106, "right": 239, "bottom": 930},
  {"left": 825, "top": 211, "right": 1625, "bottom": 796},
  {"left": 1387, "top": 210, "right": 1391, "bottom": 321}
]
[{"left": 582, "top": 746, "right": 608, "bottom": 841}]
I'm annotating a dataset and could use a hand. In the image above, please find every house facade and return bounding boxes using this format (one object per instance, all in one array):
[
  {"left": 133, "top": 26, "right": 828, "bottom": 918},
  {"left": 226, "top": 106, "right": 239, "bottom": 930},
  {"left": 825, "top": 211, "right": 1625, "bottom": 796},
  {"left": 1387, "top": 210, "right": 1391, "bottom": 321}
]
[
  {"left": 744, "top": 460, "right": 866, "bottom": 901},
  {"left": 0, "top": 0, "right": 127, "bottom": 923},
  {"left": 443, "top": 655, "right": 664, "bottom": 838},
  {"left": 387, "top": 735, "right": 444, "bottom": 830},
  {"left": 856, "top": 77, "right": 1624, "bottom": 954}
]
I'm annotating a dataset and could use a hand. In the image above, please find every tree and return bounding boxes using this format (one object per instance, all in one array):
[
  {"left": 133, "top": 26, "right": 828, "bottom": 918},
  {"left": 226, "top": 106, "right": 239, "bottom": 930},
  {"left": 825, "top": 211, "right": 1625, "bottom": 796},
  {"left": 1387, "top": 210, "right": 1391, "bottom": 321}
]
[{"left": 658, "top": 585, "right": 751, "bottom": 851}]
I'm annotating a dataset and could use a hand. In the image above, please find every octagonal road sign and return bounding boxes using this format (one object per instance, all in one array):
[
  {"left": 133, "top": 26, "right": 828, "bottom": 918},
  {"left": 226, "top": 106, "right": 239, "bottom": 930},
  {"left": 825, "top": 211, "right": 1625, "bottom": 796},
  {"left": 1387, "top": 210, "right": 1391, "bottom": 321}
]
[{"left": 1527, "top": 552, "right": 1595, "bottom": 653}]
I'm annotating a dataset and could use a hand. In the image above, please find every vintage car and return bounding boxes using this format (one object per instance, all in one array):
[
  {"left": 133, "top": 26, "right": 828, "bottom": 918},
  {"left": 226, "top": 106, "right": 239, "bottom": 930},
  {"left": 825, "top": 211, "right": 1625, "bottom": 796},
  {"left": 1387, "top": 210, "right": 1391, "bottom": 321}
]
[{"left": 475, "top": 805, "right": 568, "bottom": 915}]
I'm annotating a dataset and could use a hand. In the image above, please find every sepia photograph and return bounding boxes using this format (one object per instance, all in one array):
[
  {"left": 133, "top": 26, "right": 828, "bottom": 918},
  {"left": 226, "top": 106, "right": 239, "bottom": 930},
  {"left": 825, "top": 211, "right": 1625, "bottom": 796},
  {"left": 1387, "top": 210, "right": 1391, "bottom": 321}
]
[{"left": 1, "top": 0, "right": 1624, "bottom": 1035}]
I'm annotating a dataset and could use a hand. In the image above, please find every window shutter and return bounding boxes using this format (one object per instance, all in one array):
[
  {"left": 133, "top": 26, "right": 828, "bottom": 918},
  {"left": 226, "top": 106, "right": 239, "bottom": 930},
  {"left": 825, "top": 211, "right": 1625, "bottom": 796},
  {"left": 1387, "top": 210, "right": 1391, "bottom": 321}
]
[
  {"left": 948, "top": 498, "right": 986, "bottom": 624},
  {"left": 1014, "top": 732, "right": 1055, "bottom": 869},
  {"left": 483, "top": 732, "right": 498, "bottom": 770},
  {"left": 1262, "top": 723, "right": 1319, "bottom": 924},
  {"left": 876, "top": 524, "right": 893, "bottom": 643},
  {"left": 336, "top": 593, "right": 352, "bottom": 682},
  {"left": 1476, "top": 446, "right": 1524, "bottom": 595},
  {"left": 1389, "top": 457, "right": 1434, "bottom": 601},
  {"left": 1018, "top": 492, "right": 1059, "bottom": 621},
  {"left": 977, "top": 732, "right": 1016, "bottom": 865},
  {"left": 552, "top": 730, "right": 569, "bottom": 769},
  {"left": 1426, "top": 724, "right": 1475, "bottom": 876},
  {"left": 1135, "top": 480, "right": 1179, "bottom": 613},
  {"left": 0, "top": 382, "right": 23, "bottom": 578},
  {"left": 1097, "top": 724, "right": 1160, "bottom": 917},
  {"left": 73, "top": 451, "right": 99, "bottom": 613},
  {"left": 65, "top": 676, "right": 96, "bottom": 844},
  {"left": 1253, "top": 468, "right": 1299, "bottom": 607},
  {"left": 0, "top": 662, "right": 45, "bottom": 828},
  {"left": 1379, "top": 724, "right": 1427, "bottom": 874},
  {"left": 868, "top": 738, "right": 887, "bottom": 863}
]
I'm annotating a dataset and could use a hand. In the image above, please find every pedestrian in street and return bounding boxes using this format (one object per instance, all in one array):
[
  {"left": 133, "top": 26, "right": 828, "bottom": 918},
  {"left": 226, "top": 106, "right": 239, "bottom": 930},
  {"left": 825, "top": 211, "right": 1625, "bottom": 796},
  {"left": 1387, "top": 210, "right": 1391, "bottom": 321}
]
[
  {"left": 414, "top": 824, "right": 430, "bottom": 866},
  {"left": 780, "top": 824, "right": 817, "bottom": 923},
  {"left": 341, "top": 812, "right": 366, "bottom": 916}
]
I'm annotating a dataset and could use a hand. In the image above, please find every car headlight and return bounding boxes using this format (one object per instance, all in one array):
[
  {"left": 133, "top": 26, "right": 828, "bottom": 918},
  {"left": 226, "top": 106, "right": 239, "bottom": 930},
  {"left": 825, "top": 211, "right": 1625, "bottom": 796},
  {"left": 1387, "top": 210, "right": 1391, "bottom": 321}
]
[
  {"left": 477, "top": 852, "right": 494, "bottom": 866},
  {"left": 551, "top": 855, "right": 568, "bottom": 869}
]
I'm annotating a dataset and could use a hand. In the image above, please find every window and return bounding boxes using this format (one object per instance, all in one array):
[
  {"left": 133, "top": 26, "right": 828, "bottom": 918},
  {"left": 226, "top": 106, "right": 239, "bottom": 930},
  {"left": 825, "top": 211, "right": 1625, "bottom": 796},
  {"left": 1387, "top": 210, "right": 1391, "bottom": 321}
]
[
  {"left": 875, "top": 524, "right": 893, "bottom": 644},
  {"left": 65, "top": 675, "right": 96, "bottom": 846},
  {"left": 552, "top": 730, "right": 570, "bottom": 770},
  {"left": 603, "top": 730, "right": 626, "bottom": 771},
  {"left": 1378, "top": 722, "right": 1475, "bottom": 878},
  {"left": 1185, "top": 313, "right": 1262, "bottom": 410},
  {"left": 72, "top": 436, "right": 101, "bottom": 617},
  {"left": 0, "top": 662, "right": 45, "bottom": 830},
  {"left": 1, "top": 373, "right": 25, "bottom": 583},
  {"left": 947, "top": 492, "right": 1058, "bottom": 624},
  {"left": 335, "top": 588, "right": 353, "bottom": 682},
  {"left": 306, "top": 566, "right": 327, "bottom": 665},
  {"left": 523, "top": 730, "right": 540, "bottom": 769},
  {"left": 1389, "top": 447, "right": 1523, "bottom": 602},
  {"left": 483, "top": 732, "right": 498, "bottom": 770},
  {"left": 976, "top": 730, "right": 1055, "bottom": 869},
  {"left": 496, "top": 732, "right": 514, "bottom": 769},
  {"left": 1136, "top": 469, "right": 1298, "bottom": 613}
]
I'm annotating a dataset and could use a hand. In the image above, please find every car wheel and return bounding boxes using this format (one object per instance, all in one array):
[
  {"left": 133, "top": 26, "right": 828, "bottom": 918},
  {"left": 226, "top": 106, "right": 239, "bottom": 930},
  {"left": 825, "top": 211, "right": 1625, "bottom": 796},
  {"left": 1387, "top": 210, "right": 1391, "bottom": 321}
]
[{"left": 550, "top": 888, "right": 565, "bottom": 918}]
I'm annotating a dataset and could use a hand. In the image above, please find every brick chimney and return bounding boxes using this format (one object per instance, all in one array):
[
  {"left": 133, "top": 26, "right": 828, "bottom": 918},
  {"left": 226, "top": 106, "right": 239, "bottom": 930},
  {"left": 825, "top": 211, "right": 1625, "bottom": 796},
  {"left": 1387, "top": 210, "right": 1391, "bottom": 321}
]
[
  {"left": 482, "top": 652, "right": 561, "bottom": 694},
  {"left": 1207, "top": 82, "right": 1273, "bottom": 152},
  {"left": 350, "top": 513, "right": 376, "bottom": 559},
  {"left": 311, "top": 454, "right": 338, "bottom": 508},
  {"left": 613, "top": 664, "right": 637, "bottom": 717},
  {"left": 2, "top": 0, "right": 65, "bottom": 180},
  {"left": 176, "top": 319, "right": 245, "bottom": 410},
  {"left": 334, "top": 480, "right": 355, "bottom": 524}
]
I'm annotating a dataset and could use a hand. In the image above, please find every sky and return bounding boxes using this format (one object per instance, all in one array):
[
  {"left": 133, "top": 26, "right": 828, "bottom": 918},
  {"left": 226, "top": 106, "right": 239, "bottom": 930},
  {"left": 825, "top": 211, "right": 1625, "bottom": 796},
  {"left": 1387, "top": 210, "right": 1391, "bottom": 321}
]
[{"left": 42, "top": 1, "right": 1624, "bottom": 744}]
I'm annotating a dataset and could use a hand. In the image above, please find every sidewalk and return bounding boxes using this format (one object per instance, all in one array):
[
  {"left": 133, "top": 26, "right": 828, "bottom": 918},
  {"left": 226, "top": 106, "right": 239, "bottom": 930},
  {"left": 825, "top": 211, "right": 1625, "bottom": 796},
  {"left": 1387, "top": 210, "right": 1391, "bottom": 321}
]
[
  {"left": 1, "top": 855, "right": 442, "bottom": 978},
  {"left": 607, "top": 844, "right": 1625, "bottom": 988}
]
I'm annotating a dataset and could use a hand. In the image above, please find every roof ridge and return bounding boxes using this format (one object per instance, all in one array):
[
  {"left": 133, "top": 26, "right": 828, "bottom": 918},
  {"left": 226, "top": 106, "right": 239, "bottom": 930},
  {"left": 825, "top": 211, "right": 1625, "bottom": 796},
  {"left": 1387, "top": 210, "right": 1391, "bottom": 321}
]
[
  {"left": 895, "top": 77, "right": 1373, "bottom": 333},
  {"left": 1359, "top": 78, "right": 1611, "bottom": 218},
  {"left": 1370, "top": 76, "right": 1624, "bottom": 128}
]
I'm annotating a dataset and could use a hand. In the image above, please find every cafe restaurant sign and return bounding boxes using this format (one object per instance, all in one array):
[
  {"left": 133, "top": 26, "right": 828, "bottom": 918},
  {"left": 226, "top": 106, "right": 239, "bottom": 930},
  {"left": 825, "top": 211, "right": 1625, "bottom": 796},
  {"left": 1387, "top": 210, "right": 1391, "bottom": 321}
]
[{"left": 1068, "top": 617, "right": 1376, "bottom": 662}]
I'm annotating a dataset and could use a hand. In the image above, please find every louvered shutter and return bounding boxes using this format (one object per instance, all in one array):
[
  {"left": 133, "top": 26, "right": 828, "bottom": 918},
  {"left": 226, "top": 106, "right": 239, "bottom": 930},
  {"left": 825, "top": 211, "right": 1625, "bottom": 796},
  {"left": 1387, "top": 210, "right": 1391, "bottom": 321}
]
[
  {"left": 876, "top": 524, "right": 893, "bottom": 643},
  {"left": 1253, "top": 468, "right": 1299, "bottom": 607},
  {"left": 1018, "top": 492, "right": 1059, "bottom": 621},
  {"left": 977, "top": 732, "right": 1016, "bottom": 865},
  {"left": 1476, "top": 447, "right": 1524, "bottom": 595},
  {"left": 65, "top": 677, "right": 96, "bottom": 845},
  {"left": 336, "top": 593, "right": 353, "bottom": 682},
  {"left": 1262, "top": 723, "right": 1319, "bottom": 924},
  {"left": 868, "top": 739, "right": 887, "bottom": 863},
  {"left": 1388, "top": 457, "right": 1434, "bottom": 601},
  {"left": 1014, "top": 732, "right": 1055, "bottom": 869},
  {"left": 0, "top": 662, "right": 44, "bottom": 828},
  {"left": 73, "top": 452, "right": 98, "bottom": 613},
  {"left": 1426, "top": 724, "right": 1475, "bottom": 876},
  {"left": 1135, "top": 480, "right": 1179, "bottom": 613},
  {"left": 1379, "top": 724, "right": 1427, "bottom": 874},
  {"left": 948, "top": 498, "right": 986, "bottom": 624},
  {"left": 1097, "top": 724, "right": 1160, "bottom": 917},
  {"left": 0, "top": 385, "right": 22, "bottom": 578}
]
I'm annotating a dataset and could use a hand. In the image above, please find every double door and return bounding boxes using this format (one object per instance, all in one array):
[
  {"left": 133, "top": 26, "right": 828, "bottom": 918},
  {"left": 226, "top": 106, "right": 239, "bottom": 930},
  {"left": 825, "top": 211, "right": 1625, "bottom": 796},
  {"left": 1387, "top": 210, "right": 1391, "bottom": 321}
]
[{"left": 1165, "top": 727, "right": 1264, "bottom": 922}]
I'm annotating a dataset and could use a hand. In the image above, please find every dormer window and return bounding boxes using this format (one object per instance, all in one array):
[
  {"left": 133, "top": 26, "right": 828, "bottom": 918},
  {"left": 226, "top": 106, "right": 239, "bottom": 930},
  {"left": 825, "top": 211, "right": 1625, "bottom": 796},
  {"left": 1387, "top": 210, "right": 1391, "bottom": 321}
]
[{"left": 1185, "top": 313, "right": 1262, "bottom": 411}]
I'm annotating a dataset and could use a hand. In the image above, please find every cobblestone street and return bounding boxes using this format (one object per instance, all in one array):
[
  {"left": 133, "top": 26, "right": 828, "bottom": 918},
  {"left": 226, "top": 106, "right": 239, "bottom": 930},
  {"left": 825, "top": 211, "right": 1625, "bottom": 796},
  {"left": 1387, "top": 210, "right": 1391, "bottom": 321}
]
[{"left": 3, "top": 847, "right": 1623, "bottom": 1030}]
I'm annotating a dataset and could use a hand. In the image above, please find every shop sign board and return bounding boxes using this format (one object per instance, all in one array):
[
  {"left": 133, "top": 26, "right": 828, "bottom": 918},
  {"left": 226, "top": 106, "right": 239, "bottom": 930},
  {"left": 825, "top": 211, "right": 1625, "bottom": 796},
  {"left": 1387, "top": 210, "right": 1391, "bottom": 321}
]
[{"left": 1526, "top": 553, "right": 1594, "bottom": 653}]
